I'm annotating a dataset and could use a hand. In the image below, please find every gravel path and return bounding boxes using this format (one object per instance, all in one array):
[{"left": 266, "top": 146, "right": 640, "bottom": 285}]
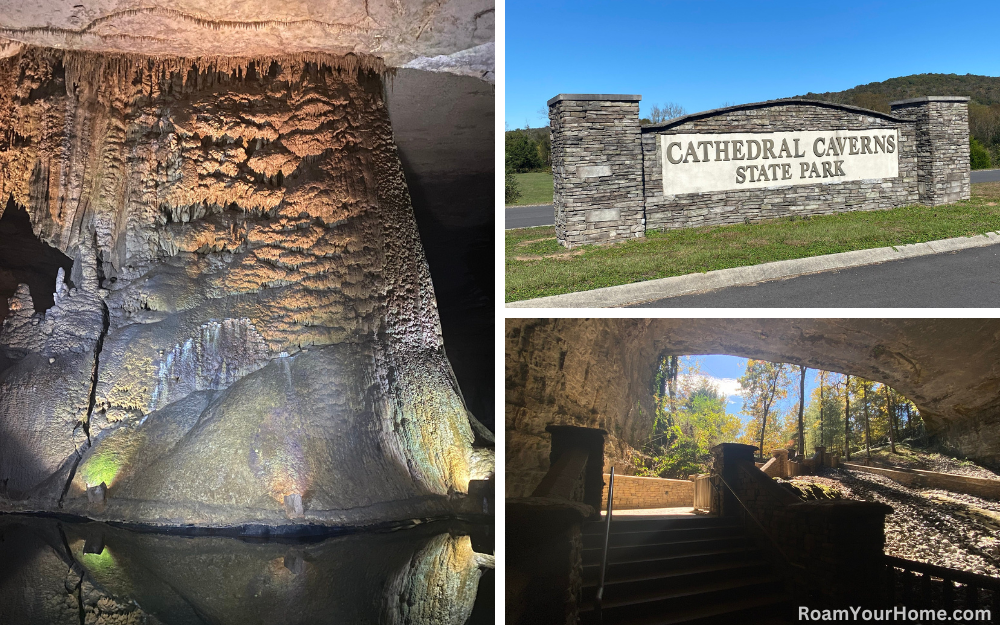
[{"left": 800, "top": 468, "right": 1000, "bottom": 577}]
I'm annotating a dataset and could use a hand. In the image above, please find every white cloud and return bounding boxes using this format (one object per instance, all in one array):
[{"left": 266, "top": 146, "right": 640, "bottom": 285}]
[{"left": 679, "top": 373, "right": 744, "bottom": 399}]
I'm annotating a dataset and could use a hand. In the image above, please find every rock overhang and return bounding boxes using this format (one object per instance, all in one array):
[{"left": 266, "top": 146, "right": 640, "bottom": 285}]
[
  {"left": 505, "top": 319, "right": 1000, "bottom": 496},
  {"left": 0, "top": 0, "right": 494, "bottom": 80}
]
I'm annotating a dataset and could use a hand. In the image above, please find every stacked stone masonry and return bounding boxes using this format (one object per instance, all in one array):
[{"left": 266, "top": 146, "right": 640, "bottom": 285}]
[
  {"left": 548, "top": 95, "right": 644, "bottom": 247},
  {"left": 600, "top": 474, "right": 693, "bottom": 510},
  {"left": 549, "top": 95, "right": 971, "bottom": 246},
  {"left": 890, "top": 97, "right": 971, "bottom": 205}
]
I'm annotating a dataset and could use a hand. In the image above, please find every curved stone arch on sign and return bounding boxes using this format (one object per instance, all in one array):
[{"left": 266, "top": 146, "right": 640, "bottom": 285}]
[{"left": 643, "top": 98, "right": 907, "bottom": 132}]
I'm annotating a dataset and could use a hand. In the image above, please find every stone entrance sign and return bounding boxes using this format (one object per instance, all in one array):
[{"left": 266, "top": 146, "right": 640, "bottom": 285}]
[
  {"left": 660, "top": 129, "right": 900, "bottom": 195},
  {"left": 547, "top": 94, "right": 970, "bottom": 247}
]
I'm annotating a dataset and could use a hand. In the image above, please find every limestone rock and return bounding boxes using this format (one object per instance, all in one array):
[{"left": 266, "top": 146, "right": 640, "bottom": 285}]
[
  {"left": 0, "top": 0, "right": 495, "bottom": 76},
  {"left": 0, "top": 46, "right": 492, "bottom": 527}
]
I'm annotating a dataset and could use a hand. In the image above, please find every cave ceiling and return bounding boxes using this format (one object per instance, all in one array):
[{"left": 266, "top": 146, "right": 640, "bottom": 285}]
[{"left": 0, "top": 0, "right": 494, "bottom": 80}]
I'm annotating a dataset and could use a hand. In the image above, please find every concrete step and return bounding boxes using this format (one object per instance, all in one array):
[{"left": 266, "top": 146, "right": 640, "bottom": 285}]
[
  {"left": 583, "top": 517, "right": 739, "bottom": 536},
  {"left": 580, "top": 559, "right": 771, "bottom": 602},
  {"left": 582, "top": 535, "right": 751, "bottom": 564},
  {"left": 582, "top": 546, "right": 764, "bottom": 581},
  {"left": 581, "top": 524, "right": 745, "bottom": 548},
  {"left": 579, "top": 590, "right": 792, "bottom": 625}
]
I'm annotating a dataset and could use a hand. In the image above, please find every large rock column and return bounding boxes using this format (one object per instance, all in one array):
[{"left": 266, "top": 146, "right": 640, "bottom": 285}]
[{"left": 0, "top": 47, "right": 492, "bottom": 527}]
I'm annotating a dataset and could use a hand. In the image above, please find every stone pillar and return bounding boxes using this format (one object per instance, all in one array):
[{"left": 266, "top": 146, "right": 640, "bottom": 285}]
[
  {"left": 709, "top": 442, "right": 757, "bottom": 517},
  {"left": 506, "top": 498, "right": 592, "bottom": 625},
  {"left": 890, "top": 96, "right": 971, "bottom": 206},
  {"left": 545, "top": 425, "right": 607, "bottom": 513},
  {"left": 547, "top": 94, "right": 645, "bottom": 247},
  {"left": 814, "top": 445, "right": 827, "bottom": 469}
]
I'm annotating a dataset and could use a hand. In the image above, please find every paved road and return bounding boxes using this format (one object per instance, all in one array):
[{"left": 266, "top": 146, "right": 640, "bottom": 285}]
[
  {"left": 631, "top": 244, "right": 1000, "bottom": 307},
  {"left": 505, "top": 172, "right": 1000, "bottom": 230},
  {"left": 973, "top": 169, "right": 1000, "bottom": 183},
  {"left": 505, "top": 204, "right": 552, "bottom": 229}
]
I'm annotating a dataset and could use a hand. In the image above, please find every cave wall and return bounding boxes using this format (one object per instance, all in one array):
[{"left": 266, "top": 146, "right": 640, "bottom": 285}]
[
  {"left": 0, "top": 46, "right": 492, "bottom": 527},
  {"left": 505, "top": 319, "right": 1000, "bottom": 497}
]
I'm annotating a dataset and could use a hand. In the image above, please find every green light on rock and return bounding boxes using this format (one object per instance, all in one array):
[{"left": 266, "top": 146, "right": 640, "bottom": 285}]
[
  {"left": 80, "top": 547, "right": 115, "bottom": 574},
  {"left": 80, "top": 449, "right": 121, "bottom": 488}
]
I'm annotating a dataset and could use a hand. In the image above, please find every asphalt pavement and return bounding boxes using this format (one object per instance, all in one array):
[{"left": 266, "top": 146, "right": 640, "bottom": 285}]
[
  {"left": 505, "top": 204, "right": 552, "bottom": 229},
  {"left": 972, "top": 169, "right": 1000, "bottom": 183},
  {"left": 504, "top": 171, "right": 1000, "bottom": 230},
  {"left": 631, "top": 244, "right": 1000, "bottom": 307}
]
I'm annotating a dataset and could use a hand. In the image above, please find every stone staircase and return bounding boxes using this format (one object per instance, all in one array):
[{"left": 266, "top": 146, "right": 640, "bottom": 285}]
[{"left": 578, "top": 515, "right": 791, "bottom": 625}]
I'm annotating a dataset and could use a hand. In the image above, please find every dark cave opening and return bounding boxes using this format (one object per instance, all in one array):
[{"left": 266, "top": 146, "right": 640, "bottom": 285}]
[{"left": 0, "top": 197, "right": 75, "bottom": 323}]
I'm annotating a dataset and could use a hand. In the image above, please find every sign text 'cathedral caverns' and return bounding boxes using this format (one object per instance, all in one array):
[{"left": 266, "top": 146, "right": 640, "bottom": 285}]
[{"left": 659, "top": 129, "right": 900, "bottom": 195}]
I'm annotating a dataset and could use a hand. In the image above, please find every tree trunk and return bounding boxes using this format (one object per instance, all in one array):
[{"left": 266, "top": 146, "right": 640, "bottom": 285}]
[
  {"left": 819, "top": 374, "right": 824, "bottom": 449},
  {"left": 884, "top": 384, "right": 897, "bottom": 453},
  {"left": 862, "top": 383, "right": 872, "bottom": 460},
  {"left": 667, "top": 355, "right": 679, "bottom": 418},
  {"left": 844, "top": 375, "right": 851, "bottom": 460},
  {"left": 758, "top": 409, "right": 768, "bottom": 461},
  {"left": 798, "top": 366, "right": 806, "bottom": 458}
]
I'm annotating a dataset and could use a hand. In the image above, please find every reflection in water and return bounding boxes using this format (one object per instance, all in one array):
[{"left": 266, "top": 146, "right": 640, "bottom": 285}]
[{"left": 0, "top": 515, "right": 493, "bottom": 624}]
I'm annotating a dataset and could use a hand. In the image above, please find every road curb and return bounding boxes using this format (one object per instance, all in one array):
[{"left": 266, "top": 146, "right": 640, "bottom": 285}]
[{"left": 505, "top": 231, "right": 1000, "bottom": 308}]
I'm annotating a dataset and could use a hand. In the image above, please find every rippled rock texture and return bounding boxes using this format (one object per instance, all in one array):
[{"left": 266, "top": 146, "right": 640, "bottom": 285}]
[
  {"left": 0, "top": 514, "right": 492, "bottom": 624},
  {"left": 0, "top": 46, "right": 493, "bottom": 527}
]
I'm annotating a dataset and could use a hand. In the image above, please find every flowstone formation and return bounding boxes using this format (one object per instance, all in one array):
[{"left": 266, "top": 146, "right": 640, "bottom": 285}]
[{"left": 0, "top": 46, "right": 493, "bottom": 527}]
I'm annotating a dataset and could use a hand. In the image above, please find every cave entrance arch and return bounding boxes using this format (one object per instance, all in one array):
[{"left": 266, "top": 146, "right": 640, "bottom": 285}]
[
  {"left": 505, "top": 319, "right": 1000, "bottom": 497},
  {"left": 0, "top": 197, "right": 74, "bottom": 322}
]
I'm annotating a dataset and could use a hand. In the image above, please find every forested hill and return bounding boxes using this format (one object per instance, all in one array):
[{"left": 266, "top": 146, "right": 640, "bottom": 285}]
[{"left": 796, "top": 73, "right": 1000, "bottom": 113}]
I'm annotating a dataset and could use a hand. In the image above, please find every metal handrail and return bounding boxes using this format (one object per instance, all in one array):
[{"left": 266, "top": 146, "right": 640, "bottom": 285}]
[
  {"left": 595, "top": 466, "right": 615, "bottom": 618},
  {"left": 711, "top": 468, "right": 806, "bottom": 571}
]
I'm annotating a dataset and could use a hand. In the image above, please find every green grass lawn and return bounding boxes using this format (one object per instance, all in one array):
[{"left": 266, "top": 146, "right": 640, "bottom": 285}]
[
  {"left": 506, "top": 182, "right": 1000, "bottom": 302},
  {"left": 506, "top": 172, "right": 553, "bottom": 206}
]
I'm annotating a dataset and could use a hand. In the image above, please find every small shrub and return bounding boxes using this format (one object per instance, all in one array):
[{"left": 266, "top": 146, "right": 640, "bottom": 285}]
[
  {"left": 971, "top": 137, "right": 992, "bottom": 170},
  {"left": 505, "top": 168, "right": 522, "bottom": 204},
  {"left": 505, "top": 130, "right": 541, "bottom": 173}
]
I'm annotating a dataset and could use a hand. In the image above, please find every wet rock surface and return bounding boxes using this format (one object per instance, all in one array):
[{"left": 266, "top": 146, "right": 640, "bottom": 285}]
[
  {"left": 0, "top": 513, "right": 493, "bottom": 625},
  {"left": 799, "top": 468, "right": 1000, "bottom": 577}
]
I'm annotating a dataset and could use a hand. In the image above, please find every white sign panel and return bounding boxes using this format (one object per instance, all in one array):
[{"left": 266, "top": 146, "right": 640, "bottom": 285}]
[{"left": 659, "top": 129, "right": 899, "bottom": 195}]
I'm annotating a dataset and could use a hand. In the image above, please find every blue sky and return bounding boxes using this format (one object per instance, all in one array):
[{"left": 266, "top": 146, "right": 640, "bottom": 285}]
[
  {"left": 684, "top": 355, "right": 823, "bottom": 425},
  {"left": 505, "top": 0, "right": 1000, "bottom": 128}
]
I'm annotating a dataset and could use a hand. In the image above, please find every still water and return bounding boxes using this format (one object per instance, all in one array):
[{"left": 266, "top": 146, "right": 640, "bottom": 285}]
[{"left": 0, "top": 514, "right": 494, "bottom": 624}]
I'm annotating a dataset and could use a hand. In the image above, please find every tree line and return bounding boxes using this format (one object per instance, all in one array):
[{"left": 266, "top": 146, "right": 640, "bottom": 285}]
[
  {"left": 800, "top": 73, "right": 1000, "bottom": 170},
  {"left": 632, "top": 356, "right": 924, "bottom": 479}
]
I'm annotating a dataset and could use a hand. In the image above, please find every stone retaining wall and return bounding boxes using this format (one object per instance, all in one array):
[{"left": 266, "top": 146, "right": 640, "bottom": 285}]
[
  {"left": 712, "top": 443, "right": 893, "bottom": 607},
  {"left": 843, "top": 462, "right": 1000, "bottom": 501},
  {"left": 548, "top": 95, "right": 971, "bottom": 247},
  {"left": 601, "top": 473, "right": 693, "bottom": 510}
]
